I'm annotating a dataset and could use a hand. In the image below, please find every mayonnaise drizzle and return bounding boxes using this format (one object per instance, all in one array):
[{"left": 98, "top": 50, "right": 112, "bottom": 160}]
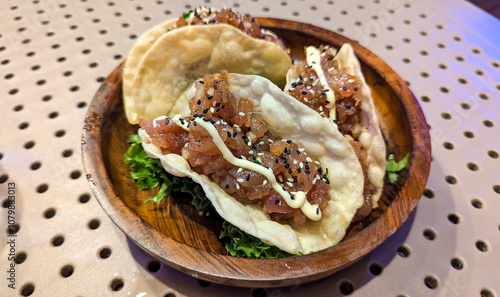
[
  {"left": 193, "top": 117, "right": 322, "bottom": 221},
  {"left": 305, "top": 46, "right": 337, "bottom": 126}
]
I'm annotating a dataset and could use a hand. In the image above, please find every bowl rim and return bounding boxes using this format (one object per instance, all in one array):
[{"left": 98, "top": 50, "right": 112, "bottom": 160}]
[{"left": 81, "top": 17, "right": 431, "bottom": 288}]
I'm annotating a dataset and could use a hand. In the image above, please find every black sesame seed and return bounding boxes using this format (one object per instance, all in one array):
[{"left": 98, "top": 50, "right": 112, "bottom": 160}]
[
  {"left": 286, "top": 140, "right": 292, "bottom": 144},
  {"left": 165, "top": 118, "right": 170, "bottom": 125},
  {"left": 288, "top": 168, "right": 293, "bottom": 174},
  {"left": 225, "top": 184, "right": 230, "bottom": 189},
  {"left": 197, "top": 99, "right": 201, "bottom": 105},
  {"left": 232, "top": 132, "right": 237, "bottom": 137},
  {"left": 209, "top": 119, "right": 215, "bottom": 124},
  {"left": 305, "top": 164, "right": 310, "bottom": 170},
  {"left": 213, "top": 85, "right": 217, "bottom": 89},
  {"left": 296, "top": 150, "right": 301, "bottom": 154},
  {"left": 275, "top": 158, "right": 279, "bottom": 163},
  {"left": 282, "top": 186, "right": 286, "bottom": 191},
  {"left": 179, "top": 118, "right": 185, "bottom": 125},
  {"left": 342, "top": 86, "right": 347, "bottom": 91},
  {"left": 215, "top": 102, "right": 221, "bottom": 107},
  {"left": 228, "top": 122, "right": 233, "bottom": 127},
  {"left": 283, "top": 147, "right": 288, "bottom": 154},
  {"left": 316, "top": 208, "right": 319, "bottom": 214},
  {"left": 298, "top": 81, "right": 304, "bottom": 85},
  {"left": 227, "top": 131, "right": 232, "bottom": 138},
  {"left": 203, "top": 108, "right": 208, "bottom": 114},
  {"left": 203, "top": 118, "right": 210, "bottom": 122},
  {"left": 299, "top": 75, "right": 303, "bottom": 80},
  {"left": 221, "top": 104, "right": 225, "bottom": 109},
  {"left": 206, "top": 94, "right": 213, "bottom": 99},
  {"left": 284, "top": 163, "right": 290, "bottom": 169},
  {"left": 345, "top": 104, "right": 351, "bottom": 109},
  {"left": 252, "top": 155, "right": 256, "bottom": 160},
  {"left": 246, "top": 174, "right": 250, "bottom": 181},
  {"left": 283, "top": 158, "right": 287, "bottom": 164},
  {"left": 305, "top": 170, "right": 311, "bottom": 174},
  {"left": 325, "top": 177, "right": 330, "bottom": 184},
  {"left": 291, "top": 195, "right": 295, "bottom": 200},
  {"left": 275, "top": 199, "right": 280, "bottom": 205},
  {"left": 291, "top": 82, "right": 297, "bottom": 88},
  {"left": 199, "top": 80, "right": 204, "bottom": 84},
  {"left": 328, "top": 56, "right": 334, "bottom": 61},
  {"left": 354, "top": 87, "right": 359, "bottom": 91},
  {"left": 279, "top": 153, "right": 284, "bottom": 159}
]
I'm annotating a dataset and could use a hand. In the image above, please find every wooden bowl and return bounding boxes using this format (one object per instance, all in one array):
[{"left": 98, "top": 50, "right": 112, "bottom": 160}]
[{"left": 82, "top": 18, "right": 431, "bottom": 288}]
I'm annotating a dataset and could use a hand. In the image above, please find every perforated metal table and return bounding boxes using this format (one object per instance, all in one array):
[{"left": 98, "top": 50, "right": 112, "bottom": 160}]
[{"left": 1, "top": 0, "right": 499, "bottom": 296}]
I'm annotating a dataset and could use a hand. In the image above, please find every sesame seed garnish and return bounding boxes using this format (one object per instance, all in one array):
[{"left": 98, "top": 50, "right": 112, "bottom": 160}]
[
  {"left": 165, "top": 118, "right": 170, "bottom": 125},
  {"left": 314, "top": 161, "right": 320, "bottom": 165},
  {"left": 327, "top": 56, "right": 334, "bottom": 61},
  {"left": 239, "top": 112, "right": 245, "bottom": 116},
  {"left": 203, "top": 108, "right": 208, "bottom": 114},
  {"left": 306, "top": 157, "right": 312, "bottom": 162},
  {"left": 305, "top": 170, "right": 311, "bottom": 174},
  {"left": 237, "top": 168, "right": 243, "bottom": 173},
  {"left": 354, "top": 87, "right": 359, "bottom": 91},
  {"left": 284, "top": 163, "right": 290, "bottom": 169},
  {"left": 288, "top": 168, "right": 292, "bottom": 174},
  {"left": 316, "top": 208, "right": 319, "bottom": 215},
  {"left": 206, "top": 94, "right": 213, "bottom": 99},
  {"left": 263, "top": 180, "right": 268, "bottom": 185},
  {"left": 268, "top": 139, "right": 273, "bottom": 143},
  {"left": 291, "top": 82, "right": 297, "bottom": 88},
  {"left": 286, "top": 140, "right": 292, "bottom": 144},
  {"left": 227, "top": 131, "right": 232, "bottom": 138},
  {"left": 215, "top": 102, "right": 221, "bottom": 107},
  {"left": 279, "top": 175, "right": 283, "bottom": 182},
  {"left": 199, "top": 80, "right": 204, "bottom": 84},
  {"left": 342, "top": 86, "right": 347, "bottom": 91},
  {"left": 232, "top": 132, "right": 237, "bottom": 137},
  {"left": 197, "top": 99, "right": 201, "bottom": 105},
  {"left": 248, "top": 150, "right": 254, "bottom": 154},
  {"left": 210, "top": 107, "right": 215, "bottom": 113},
  {"left": 237, "top": 178, "right": 245, "bottom": 183},
  {"left": 287, "top": 177, "right": 294, "bottom": 182},
  {"left": 287, "top": 182, "right": 294, "bottom": 187},
  {"left": 275, "top": 199, "right": 281, "bottom": 205},
  {"left": 291, "top": 195, "right": 295, "bottom": 200},
  {"left": 236, "top": 183, "right": 240, "bottom": 189},
  {"left": 246, "top": 174, "right": 250, "bottom": 181},
  {"left": 299, "top": 75, "right": 303, "bottom": 80},
  {"left": 225, "top": 184, "right": 229, "bottom": 189},
  {"left": 258, "top": 141, "right": 264, "bottom": 145},
  {"left": 345, "top": 104, "right": 351, "bottom": 109},
  {"left": 213, "top": 85, "right": 217, "bottom": 89}
]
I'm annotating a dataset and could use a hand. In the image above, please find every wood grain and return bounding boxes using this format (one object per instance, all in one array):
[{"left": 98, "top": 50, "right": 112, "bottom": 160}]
[{"left": 81, "top": 18, "right": 431, "bottom": 288}]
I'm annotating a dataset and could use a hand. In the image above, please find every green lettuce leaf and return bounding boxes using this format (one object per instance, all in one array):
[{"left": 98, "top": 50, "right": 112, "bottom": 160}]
[
  {"left": 219, "top": 221, "right": 299, "bottom": 259},
  {"left": 386, "top": 152, "right": 411, "bottom": 183},
  {"left": 124, "top": 134, "right": 213, "bottom": 214}
]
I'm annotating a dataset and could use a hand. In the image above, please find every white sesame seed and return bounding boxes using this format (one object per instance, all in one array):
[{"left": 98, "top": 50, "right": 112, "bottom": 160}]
[
  {"left": 287, "top": 182, "right": 294, "bottom": 187},
  {"left": 304, "top": 98, "right": 309, "bottom": 103},
  {"left": 291, "top": 191, "right": 297, "bottom": 195},
  {"left": 293, "top": 160, "right": 298, "bottom": 164},
  {"left": 347, "top": 79, "right": 354, "bottom": 83},
  {"left": 287, "top": 178, "right": 294, "bottom": 182},
  {"left": 298, "top": 148, "right": 306, "bottom": 152},
  {"left": 247, "top": 141, "right": 252, "bottom": 146},
  {"left": 306, "top": 157, "right": 312, "bottom": 162},
  {"left": 313, "top": 178, "right": 317, "bottom": 184},
  {"left": 328, "top": 67, "right": 335, "bottom": 72},
  {"left": 237, "top": 178, "right": 245, "bottom": 183},
  {"left": 258, "top": 152, "right": 264, "bottom": 156},
  {"left": 314, "top": 161, "right": 320, "bottom": 165},
  {"left": 236, "top": 183, "right": 240, "bottom": 189},
  {"left": 319, "top": 106, "right": 323, "bottom": 112},
  {"left": 210, "top": 107, "right": 215, "bottom": 113},
  {"left": 248, "top": 150, "right": 254, "bottom": 155},
  {"left": 268, "top": 139, "right": 274, "bottom": 143},
  {"left": 299, "top": 163, "right": 304, "bottom": 169},
  {"left": 263, "top": 180, "right": 268, "bottom": 185},
  {"left": 241, "top": 155, "right": 247, "bottom": 160},
  {"left": 257, "top": 157, "right": 262, "bottom": 163},
  {"left": 237, "top": 168, "right": 243, "bottom": 173},
  {"left": 238, "top": 112, "right": 245, "bottom": 116},
  {"left": 278, "top": 176, "right": 283, "bottom": 182},
  {"left": 215, "top": 120, "right": 221, "bottom": 125}
]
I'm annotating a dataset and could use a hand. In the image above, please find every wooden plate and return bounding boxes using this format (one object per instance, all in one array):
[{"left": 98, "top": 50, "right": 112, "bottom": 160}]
[{"left": 82, "top": 18, "right": 431, "bottom": 288}]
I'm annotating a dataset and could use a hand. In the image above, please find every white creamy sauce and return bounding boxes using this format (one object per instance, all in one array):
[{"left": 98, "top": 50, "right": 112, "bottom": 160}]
[
  {"left": 305, "top": 46, "right": 337, "bottom": 126},
  {"left": 193, "top": 117, "right": 322, "bottom": 221}
]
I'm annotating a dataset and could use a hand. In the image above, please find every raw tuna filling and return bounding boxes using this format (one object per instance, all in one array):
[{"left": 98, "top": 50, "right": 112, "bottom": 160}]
[
  {"left": 287, "top": 45, "right": 374, "bottom": 219},
  {"left": 175, "top": 7, "right": 285, "bottom": 50},
  {"left": 139, "top": 72, "right": 329, "bottom": 226}
]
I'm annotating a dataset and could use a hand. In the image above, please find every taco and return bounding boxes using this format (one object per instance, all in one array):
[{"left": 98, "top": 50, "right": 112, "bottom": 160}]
[
  {"left": 137, "top": 71, "right": 364, "bottom": 254},
  {"left": 284, "top": 44, "right": 386, "bottom": 221},
  {"left": 123, "top": 7, "right": 291, "bottom": 124}
]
